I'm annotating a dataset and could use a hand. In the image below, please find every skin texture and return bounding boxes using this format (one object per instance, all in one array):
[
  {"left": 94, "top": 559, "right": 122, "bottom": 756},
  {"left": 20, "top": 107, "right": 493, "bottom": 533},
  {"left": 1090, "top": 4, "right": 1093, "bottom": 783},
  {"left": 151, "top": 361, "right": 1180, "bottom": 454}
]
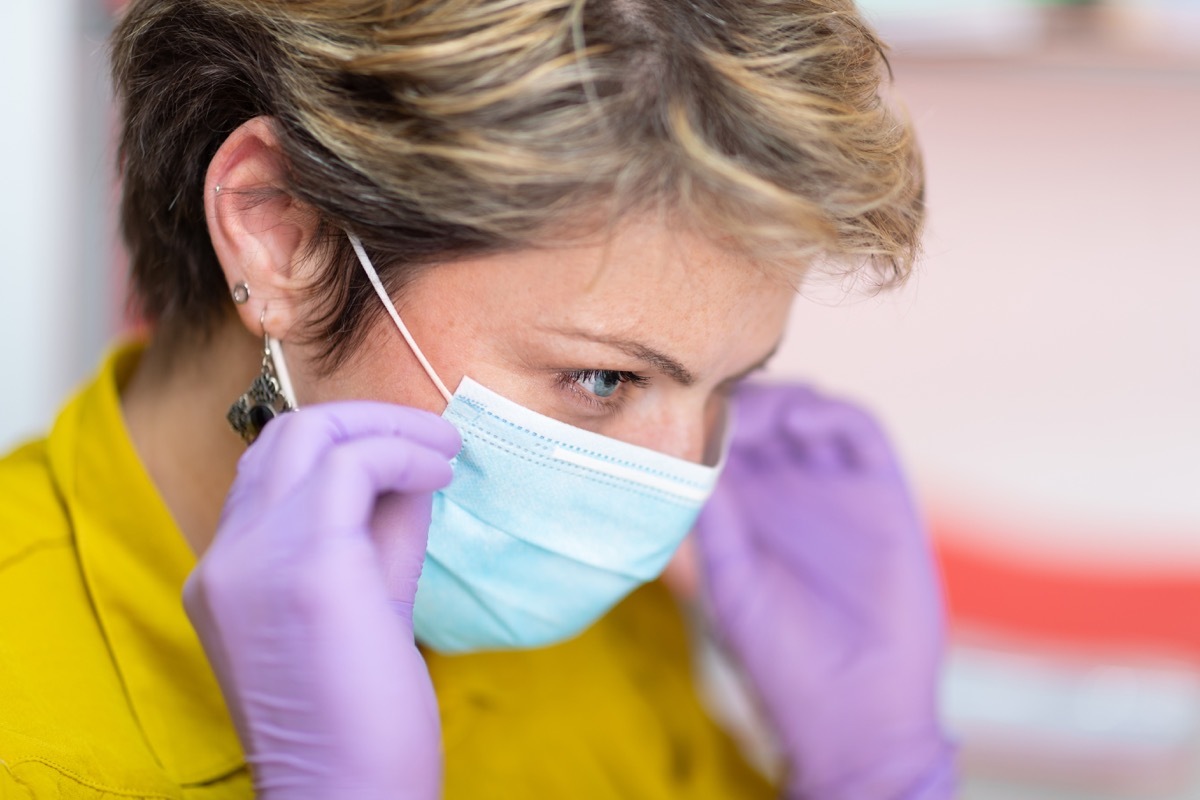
[{"left": 121, "top": 118, "right": 797, "bottom": 558}]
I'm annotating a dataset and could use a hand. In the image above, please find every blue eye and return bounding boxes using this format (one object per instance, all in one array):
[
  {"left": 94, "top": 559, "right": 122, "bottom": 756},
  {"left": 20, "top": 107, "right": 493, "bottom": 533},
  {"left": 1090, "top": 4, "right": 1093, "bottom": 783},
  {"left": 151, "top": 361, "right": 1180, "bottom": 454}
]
[
  {"left": 560, "top": 369, "right": 650, "bottom": 406},
  {"left": 576, "top": 370, "right": 624, "bottom": 398}
]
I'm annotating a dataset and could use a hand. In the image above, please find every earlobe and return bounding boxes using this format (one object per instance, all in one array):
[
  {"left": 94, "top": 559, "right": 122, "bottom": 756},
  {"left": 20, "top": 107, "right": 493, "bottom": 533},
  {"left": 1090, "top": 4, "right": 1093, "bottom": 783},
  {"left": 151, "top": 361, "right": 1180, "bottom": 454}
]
[{"left": 204, "top": 116, "right": 318, "bottom": 342}]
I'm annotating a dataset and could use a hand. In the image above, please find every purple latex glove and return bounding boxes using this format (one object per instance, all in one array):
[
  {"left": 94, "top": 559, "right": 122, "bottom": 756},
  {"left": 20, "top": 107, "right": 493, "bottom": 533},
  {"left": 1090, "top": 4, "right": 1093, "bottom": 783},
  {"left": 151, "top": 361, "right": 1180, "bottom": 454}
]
[
  {"left": 184, "top": 403, "right": 460, "bottom": 800},
  {"left": 695, "top": 384, "right": 956, "bottom": 800}
]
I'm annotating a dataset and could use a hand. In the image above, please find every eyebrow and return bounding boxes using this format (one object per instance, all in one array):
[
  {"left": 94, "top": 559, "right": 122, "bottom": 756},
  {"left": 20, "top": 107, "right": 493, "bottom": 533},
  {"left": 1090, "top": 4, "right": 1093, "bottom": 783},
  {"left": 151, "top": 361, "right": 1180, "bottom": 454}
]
[
  {"left": 546, "top": 327, "right": 781, "bottom": 387},
  {"left": 598, "top": 335, "right": 698, "bottom": 386}
]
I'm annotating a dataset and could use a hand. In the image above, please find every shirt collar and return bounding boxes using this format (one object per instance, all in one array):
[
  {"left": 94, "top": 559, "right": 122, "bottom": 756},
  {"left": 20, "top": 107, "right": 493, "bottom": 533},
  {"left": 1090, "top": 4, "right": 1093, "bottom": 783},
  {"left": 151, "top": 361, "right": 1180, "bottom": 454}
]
[{"left": 46, "top": 343, "right": 245, "bottom": 786}]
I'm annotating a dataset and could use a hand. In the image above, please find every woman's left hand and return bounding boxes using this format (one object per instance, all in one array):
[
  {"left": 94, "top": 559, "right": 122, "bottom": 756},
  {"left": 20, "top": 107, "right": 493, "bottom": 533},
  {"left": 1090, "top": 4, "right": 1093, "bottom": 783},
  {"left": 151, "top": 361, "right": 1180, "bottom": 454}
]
[{"left": 694, "top": 383, "right": 956, "bottom": 800}]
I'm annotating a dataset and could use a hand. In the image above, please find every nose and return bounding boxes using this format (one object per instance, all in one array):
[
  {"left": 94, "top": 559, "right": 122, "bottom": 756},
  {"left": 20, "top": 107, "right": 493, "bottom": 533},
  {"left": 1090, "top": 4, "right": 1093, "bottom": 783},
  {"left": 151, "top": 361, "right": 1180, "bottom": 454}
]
[
  {"left": 701, "top": 397, "right": 730, "bottom": 467},
  {"left": 643, "top": 396, "right": 730, "bottom": 466}
]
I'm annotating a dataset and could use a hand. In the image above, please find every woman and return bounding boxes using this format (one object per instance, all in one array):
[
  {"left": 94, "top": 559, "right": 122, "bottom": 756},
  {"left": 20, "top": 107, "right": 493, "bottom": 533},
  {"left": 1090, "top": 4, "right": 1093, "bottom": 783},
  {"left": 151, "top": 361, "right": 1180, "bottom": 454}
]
[{"left": 0, "top": 0, "right": 953, "bottom": 797}]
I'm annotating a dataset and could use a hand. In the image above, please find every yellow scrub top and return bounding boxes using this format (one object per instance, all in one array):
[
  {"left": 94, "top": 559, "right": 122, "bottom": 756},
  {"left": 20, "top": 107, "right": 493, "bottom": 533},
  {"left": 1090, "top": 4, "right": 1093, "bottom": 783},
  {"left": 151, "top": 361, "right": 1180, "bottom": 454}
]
[{"left": 0, "top": 345, "right": 774, "bottom": 799}]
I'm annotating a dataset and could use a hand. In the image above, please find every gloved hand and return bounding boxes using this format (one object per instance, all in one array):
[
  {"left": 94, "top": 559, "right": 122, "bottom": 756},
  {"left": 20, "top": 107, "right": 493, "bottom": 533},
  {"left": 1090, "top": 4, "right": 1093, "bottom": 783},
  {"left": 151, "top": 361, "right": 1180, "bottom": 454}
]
[
  {"left": 694, "top": 384, "right": 956, "bottom": 800},
  {"left": 183, "top": 403, "right": 461, "bottom": 800}
]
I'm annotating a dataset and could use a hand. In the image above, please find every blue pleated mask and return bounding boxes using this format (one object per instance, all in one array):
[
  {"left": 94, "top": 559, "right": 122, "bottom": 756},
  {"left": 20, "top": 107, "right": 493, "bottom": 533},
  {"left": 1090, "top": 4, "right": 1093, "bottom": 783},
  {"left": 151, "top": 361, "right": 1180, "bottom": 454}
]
[{"left": 348, "top": 234, "right": 722, "bottom": 654}]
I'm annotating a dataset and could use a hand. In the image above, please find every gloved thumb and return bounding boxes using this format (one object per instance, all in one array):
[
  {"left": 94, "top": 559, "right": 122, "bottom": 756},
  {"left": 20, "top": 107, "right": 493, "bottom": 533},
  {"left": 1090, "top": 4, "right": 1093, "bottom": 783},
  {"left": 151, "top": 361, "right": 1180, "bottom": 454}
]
[
  {"left": 693, "top": 484, "right": 759, "bottom": 616},
  {"left": 370, "top": 491, "right": 436, "bottom": 614}
]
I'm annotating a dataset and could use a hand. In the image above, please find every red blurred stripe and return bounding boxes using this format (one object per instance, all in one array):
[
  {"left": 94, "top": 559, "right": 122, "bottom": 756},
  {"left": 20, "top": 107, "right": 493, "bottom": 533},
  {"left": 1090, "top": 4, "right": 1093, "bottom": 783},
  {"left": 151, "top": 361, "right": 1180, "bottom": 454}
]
[{"left": 933, "top": 519, "right": 1200, "bottom": 662}]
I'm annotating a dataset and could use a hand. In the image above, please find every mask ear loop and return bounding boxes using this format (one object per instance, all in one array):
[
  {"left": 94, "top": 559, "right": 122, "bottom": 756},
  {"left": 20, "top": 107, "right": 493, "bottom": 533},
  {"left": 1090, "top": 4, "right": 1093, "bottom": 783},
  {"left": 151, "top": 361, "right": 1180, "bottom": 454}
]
[
  {"left": 348, "top": 233, "right": 454, "bottom": 405},
  {"left": 268, "top": 333, "right": 298, "bottom": 409}
]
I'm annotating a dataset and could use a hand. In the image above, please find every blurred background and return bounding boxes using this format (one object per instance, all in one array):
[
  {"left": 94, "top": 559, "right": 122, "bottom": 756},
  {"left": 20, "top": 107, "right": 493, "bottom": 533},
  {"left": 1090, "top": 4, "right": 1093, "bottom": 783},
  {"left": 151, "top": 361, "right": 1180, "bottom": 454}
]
[{"left": 2, "top": 0, "right": 1198, "bottom": 797}]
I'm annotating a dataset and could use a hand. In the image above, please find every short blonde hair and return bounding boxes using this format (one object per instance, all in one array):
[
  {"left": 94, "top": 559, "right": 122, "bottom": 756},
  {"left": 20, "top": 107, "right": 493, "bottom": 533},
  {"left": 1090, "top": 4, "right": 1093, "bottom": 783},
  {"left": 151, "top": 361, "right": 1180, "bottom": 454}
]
[{"left": 113, "top": 0, "right": 923, "bottom": 362}]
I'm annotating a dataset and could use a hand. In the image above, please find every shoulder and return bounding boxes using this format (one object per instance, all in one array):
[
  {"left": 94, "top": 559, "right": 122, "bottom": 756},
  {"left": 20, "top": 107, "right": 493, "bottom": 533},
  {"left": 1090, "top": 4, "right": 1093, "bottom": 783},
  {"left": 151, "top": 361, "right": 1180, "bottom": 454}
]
[
  {"left": 0, "top": 437, "right": 72, "bottom": 571},
  {"left": 0, "top": 441, "right": 203, "bottom": 800}
]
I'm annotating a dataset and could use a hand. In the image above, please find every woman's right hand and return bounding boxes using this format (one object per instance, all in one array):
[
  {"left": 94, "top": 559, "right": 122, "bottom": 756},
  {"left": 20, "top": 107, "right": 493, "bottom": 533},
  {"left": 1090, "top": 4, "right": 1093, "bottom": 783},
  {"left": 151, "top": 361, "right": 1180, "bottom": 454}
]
[
  {"left": 183, "top": 403, "right": 461, "bottom": 800},
  {"left": 694, "top": 385, "right": 954, "bottom": 800}
]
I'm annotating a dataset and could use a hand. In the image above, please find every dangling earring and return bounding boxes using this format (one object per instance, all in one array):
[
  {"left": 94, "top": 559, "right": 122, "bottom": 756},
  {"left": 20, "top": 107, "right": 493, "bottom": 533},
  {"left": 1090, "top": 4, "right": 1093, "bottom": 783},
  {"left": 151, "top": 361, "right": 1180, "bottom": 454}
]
[{"left": 226, "top": 310, "right": 294, "bottom": 445}]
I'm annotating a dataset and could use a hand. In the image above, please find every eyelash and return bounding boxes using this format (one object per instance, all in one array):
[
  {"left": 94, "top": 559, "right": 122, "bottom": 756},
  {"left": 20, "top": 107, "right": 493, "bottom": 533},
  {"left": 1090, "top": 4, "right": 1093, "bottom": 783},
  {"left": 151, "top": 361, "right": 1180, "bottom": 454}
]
[{"left": 554, "top": 369, "right": 650, "bottom": 411}]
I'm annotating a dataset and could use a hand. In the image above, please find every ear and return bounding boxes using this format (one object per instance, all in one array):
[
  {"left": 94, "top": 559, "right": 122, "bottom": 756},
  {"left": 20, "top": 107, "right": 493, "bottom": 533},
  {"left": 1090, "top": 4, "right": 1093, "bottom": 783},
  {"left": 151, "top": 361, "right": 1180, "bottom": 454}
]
[{"left": 204, "top": 117, "right": 318, "bottom": 342}]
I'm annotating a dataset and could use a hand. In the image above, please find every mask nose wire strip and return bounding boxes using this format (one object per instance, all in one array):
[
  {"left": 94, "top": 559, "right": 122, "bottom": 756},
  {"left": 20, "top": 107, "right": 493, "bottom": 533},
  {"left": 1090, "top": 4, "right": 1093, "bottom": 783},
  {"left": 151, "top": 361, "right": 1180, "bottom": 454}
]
[{"left": 348, "top": 233, "right": 454, "bottom": 405}]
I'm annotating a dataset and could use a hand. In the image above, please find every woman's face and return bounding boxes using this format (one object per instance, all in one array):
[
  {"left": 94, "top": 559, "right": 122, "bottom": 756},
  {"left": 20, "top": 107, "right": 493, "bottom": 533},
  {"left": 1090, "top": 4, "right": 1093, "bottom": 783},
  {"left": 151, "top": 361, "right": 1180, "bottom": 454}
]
[{"left": 289, "top": 220, "right": 797, "bottom": 464}]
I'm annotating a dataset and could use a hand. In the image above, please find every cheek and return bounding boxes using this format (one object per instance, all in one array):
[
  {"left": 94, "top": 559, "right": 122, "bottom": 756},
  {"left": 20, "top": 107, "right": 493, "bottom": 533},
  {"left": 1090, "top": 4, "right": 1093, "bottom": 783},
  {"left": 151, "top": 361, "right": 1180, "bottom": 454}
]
[
  {"left": 594, "top": 379, "right": 730, "bottom": 465},
  {"left": 297, "top": 321, "right": 452, "bottom": 414},
  {"left": 619, "top": 401, "right": 714, "bottom": 464}
]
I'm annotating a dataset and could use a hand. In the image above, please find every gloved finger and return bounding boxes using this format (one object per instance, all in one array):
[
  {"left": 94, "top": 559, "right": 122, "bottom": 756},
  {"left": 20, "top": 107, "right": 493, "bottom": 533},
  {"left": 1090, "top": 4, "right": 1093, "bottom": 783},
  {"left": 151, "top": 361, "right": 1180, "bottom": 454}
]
[
  {"left": 693, "top": 486, "right": 762, "bottom": 619},
  {"left": 788, "top": 400, "right": 899, "bottom": 474},
  {"left": 729, "top": 381, "right": 824, "bottom": 447},
  {"left": 370, "top": 492, "right": 435, "bottom": 604},
  {"left": 780, "top": 405, "right": 853, "bottom": 471},
  {"left": 180, "top": 569, "right": 226, "bottom": 651},
  {"left": 283, "top": 436, "right": 455, "bottom": 547},
  {"left": 241, "top": 402, "right": 461, "bottom": 502}
]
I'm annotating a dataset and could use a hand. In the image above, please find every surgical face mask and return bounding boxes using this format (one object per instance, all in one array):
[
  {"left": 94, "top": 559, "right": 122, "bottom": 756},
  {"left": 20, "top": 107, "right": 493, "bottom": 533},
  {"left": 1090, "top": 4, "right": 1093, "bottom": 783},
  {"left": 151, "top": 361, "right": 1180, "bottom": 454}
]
[{"left": 347, "top": 233, "right": 722, "bottom": 653}]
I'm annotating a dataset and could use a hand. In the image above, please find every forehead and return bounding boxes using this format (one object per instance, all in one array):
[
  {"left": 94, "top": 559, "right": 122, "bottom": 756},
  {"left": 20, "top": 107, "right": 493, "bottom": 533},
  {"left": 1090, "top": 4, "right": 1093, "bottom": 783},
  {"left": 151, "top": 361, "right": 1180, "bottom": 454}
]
[
  {"left": 425, "top": 220, "right": 793, "bottom": 324},
  {"left": 400, "top": 219, "right": 797, "bottom": 380}
]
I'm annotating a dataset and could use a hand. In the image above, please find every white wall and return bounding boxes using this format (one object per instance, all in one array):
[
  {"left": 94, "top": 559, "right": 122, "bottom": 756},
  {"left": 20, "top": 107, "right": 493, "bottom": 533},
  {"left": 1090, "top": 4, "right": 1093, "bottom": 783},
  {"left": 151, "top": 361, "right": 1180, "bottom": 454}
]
[
  {"left": 1, "top": 1, "right": 77, "bottom": 449},
  {"left": 768, "top": 54, "right": 1200, "bottom": 566},
  {"left": 0, "top": 0, "right": 115, "bottom": 452}
]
